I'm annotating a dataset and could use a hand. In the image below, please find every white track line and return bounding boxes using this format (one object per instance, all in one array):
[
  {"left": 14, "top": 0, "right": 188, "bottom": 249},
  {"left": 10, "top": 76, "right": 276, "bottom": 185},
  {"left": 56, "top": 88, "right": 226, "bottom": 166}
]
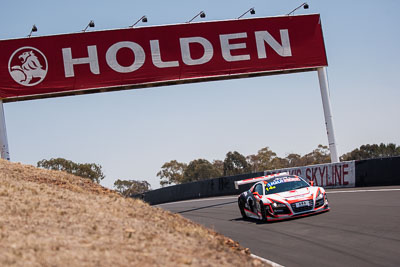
[{"left": 251, "top": 254, "right": 285, "bottom": 267}]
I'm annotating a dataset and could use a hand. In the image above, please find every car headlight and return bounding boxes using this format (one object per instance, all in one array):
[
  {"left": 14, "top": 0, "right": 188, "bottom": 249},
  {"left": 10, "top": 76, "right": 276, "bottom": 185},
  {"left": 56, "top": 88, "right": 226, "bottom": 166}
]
[{"left": 316, "top": 192, "right": 324, "bottom": 200}]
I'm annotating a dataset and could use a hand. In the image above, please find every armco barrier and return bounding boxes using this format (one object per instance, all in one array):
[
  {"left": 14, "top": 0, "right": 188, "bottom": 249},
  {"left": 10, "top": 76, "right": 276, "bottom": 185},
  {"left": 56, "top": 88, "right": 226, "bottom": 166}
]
[{"left": 134, "top": 157, "right": 399, "bottom": 205}]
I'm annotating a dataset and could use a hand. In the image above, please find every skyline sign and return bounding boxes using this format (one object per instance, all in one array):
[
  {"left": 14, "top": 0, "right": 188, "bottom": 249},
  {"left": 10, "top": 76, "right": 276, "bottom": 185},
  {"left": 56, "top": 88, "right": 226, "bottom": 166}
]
[{"left": 0, "top": 14, "right": 327, "bottom": 102}]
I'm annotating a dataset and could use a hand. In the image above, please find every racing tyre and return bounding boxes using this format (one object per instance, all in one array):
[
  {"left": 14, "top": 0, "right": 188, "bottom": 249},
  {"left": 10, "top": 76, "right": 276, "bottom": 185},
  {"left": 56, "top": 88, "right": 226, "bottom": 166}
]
[
  {"left": 260, "top": 201, "right": 268, "bottom": 222},
  {"left": 238, "top": 198, "right": 247, "bottom": 219}
]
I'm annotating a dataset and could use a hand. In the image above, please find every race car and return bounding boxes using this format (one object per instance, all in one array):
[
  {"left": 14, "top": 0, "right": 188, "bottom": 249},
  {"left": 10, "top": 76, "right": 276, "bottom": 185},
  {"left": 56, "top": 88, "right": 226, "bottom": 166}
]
[{"left": 235, "top": 172, "right": 329, "bottom": 222}]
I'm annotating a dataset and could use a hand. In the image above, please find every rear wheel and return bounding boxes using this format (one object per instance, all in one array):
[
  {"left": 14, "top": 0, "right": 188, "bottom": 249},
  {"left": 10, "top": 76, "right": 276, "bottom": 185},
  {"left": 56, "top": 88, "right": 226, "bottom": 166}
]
[{"left": 238, "top": 198, "right": 247, "bottom": 219}]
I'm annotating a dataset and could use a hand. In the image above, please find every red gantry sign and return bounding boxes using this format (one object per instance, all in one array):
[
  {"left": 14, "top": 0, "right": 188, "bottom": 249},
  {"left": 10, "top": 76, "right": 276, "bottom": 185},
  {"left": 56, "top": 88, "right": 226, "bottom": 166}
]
[{"left": 0, "top": 14, "right": 327, "bottom": 102}]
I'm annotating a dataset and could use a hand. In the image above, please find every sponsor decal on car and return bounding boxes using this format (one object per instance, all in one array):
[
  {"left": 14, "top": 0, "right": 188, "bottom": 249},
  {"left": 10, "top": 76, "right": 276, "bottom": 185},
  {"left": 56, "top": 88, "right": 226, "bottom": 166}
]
[{"left": 295, "top": 200, "right": 312, "bottom": 208}]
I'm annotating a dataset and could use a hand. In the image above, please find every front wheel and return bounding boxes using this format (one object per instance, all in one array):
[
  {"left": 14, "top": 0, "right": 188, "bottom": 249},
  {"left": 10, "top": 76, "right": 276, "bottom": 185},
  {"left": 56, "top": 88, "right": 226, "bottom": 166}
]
[
  {"left": 238, "top": 198, "right": 247, "bottom": 219},
  {"left": 260, "top": 201, "right": 268, "bottom": 222}
]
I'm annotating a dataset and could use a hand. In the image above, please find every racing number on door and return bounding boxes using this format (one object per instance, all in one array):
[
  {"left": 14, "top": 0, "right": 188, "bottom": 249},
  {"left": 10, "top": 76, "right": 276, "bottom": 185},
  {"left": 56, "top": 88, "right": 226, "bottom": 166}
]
[{"left": 265, "top": 185, "right": 276, "bottom": 192}]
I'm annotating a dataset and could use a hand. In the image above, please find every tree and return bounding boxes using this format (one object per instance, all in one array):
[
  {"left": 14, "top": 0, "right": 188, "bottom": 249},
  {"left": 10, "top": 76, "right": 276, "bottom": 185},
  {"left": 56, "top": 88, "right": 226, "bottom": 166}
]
[
  {"left": 182, "top": 159, "right": 222, "bottom": 183},
  {"left": 286, "top": 153, "right": 303, "bottom": 167},
  {"left": 297, "top": 145, "right": 331, "bottom": 166},
  {"left": 212, "top": 160, "right": 224, "bottom": 175},
  {"left": 37, "top": 158, "right": 105, "bottom": 183},
  {"left": 341, "top": 143, "right": 400, "bottom": 161},
  {"left": 311, "top": 144, "right": 331, "bottom": 164},
  {"left": 157, "top": 160, "right": 187, "bottom": 187},
  {"left": 247, "top": 147, "right": 277, "bottom": 172},
  {"left": 113, "top": 179, "right": 151, "bottom": 197},
  {"left": 270, "top": 157, "right": 289, "bottom": 169},
  {"left": 247, "top": 145, "right": 331, "bottom": 172},
  {"left": 223, "top": 151, "right": 250, "bottom": 176}
]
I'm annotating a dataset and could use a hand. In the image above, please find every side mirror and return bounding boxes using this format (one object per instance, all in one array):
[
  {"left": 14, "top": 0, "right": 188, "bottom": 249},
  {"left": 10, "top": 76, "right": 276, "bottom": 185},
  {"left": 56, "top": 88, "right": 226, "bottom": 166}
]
[
  {"left": 310, "top": 181, "right": 314, "bottom": 186},
  {"left": 252, "top": 192, "right": 260, "bottom": 198}
]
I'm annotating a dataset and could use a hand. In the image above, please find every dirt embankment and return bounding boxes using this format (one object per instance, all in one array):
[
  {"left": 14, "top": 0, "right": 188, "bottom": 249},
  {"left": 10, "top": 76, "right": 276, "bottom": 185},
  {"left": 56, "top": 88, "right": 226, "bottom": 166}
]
[{"left": 0, "top": 159, "right": 268, "bottom": 266}]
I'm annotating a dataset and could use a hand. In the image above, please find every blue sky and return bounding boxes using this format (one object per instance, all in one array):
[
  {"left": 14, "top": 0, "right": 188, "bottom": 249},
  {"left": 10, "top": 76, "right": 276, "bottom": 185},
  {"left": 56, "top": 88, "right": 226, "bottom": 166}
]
[{"left": 1, "top": 0, "right": 399, "bottom": 189}]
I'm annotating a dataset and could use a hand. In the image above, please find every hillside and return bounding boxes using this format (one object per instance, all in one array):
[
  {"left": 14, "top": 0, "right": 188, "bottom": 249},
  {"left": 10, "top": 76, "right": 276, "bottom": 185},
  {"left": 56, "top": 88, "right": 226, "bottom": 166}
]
[{"left": 0, "top": 159, "right": 267, "bottom": 266}]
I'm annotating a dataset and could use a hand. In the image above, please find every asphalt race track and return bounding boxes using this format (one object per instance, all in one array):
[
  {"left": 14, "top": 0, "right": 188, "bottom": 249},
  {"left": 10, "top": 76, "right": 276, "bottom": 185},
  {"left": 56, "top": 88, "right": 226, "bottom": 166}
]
[{"left": 159, "top": 186, "right": 400, "bottom": 267}]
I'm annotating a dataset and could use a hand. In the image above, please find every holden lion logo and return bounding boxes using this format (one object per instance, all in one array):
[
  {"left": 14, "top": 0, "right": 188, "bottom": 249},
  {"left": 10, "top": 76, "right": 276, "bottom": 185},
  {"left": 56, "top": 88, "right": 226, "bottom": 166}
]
[{"left": 8, "top": 46, "right": 48, "bottom": 86}]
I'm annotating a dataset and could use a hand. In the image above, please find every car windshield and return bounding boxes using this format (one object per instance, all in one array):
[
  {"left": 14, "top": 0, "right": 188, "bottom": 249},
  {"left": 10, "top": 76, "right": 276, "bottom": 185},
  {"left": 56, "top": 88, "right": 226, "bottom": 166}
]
[{"left": 264, "top": 176, "right": 309, "bottom": 195}]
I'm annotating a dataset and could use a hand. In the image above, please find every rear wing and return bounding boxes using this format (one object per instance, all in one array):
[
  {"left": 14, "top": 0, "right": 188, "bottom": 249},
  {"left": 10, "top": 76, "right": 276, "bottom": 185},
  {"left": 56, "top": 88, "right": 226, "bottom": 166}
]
[{"left": 234, "top": 172, "right": 289, "bottom": 190}]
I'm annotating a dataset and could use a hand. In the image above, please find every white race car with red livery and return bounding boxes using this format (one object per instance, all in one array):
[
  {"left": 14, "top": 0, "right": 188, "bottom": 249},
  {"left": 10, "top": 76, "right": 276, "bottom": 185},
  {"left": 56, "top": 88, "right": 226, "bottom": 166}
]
[{"left": 235, "top": 172, "right": 329, "bottom": 222}]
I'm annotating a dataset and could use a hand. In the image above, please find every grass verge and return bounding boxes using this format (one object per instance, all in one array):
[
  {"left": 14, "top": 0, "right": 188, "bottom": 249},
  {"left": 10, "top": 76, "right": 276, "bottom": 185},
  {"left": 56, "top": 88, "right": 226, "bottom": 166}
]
[{"left": 0, "top": 159, "right": 269, "bottom": 266}]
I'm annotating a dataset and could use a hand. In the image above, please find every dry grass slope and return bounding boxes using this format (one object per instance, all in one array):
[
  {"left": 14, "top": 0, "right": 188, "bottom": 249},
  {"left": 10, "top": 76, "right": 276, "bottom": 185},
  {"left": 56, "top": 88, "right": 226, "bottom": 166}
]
[{"left": 0, "top": 159, "right": 269, "bottom": 266}]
